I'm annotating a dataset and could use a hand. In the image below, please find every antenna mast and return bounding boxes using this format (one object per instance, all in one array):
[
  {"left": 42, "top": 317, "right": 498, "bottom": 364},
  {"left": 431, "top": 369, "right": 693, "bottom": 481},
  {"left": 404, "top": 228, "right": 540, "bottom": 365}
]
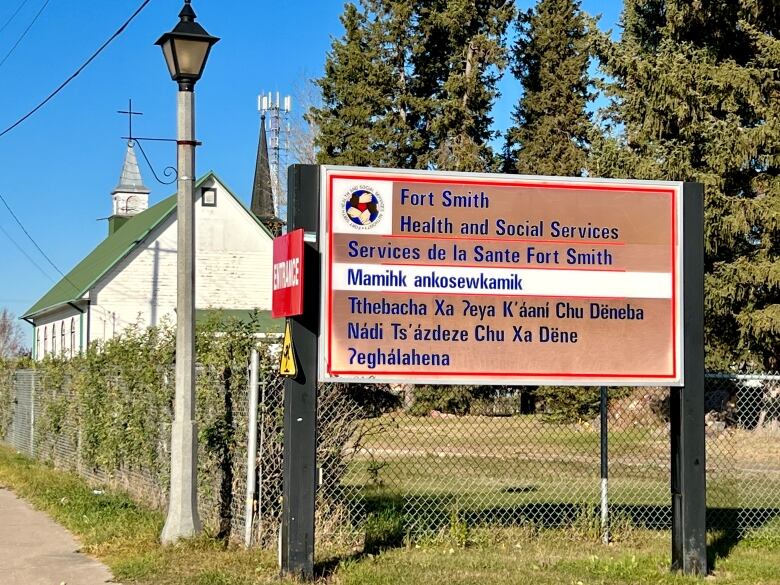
[{"left": 258, "top": 91, "right": 291, "bottom": 216}]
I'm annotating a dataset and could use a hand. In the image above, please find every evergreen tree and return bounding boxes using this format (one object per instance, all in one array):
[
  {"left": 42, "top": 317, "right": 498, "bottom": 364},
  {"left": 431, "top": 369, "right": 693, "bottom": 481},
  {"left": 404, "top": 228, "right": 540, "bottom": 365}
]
[
  {"left": 364, "top": 0, "right": 425, "bottom": 168},
  {"left": 596, "top": 0, "right": 780, "bottom": 370},
  {"left": 310, "top": 3, "right": 394, "bottom": 166},
  {"left": 416, "top": 0, "right": 515, "bottom": 171},
  {"left": 506, "top": 0, "right": 593, "bottom": 176},
  {"left": 312, "top": 1, "right": 513, "bottom": 172}
]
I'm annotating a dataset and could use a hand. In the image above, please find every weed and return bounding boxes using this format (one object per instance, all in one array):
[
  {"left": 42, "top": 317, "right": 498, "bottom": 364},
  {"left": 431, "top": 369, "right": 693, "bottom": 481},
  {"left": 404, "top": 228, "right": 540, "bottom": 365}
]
[
  {"left": 366, "top": 457, "right": 386, "bottom": 487},
  {"left": 364, "top": 507, "right": 406, "bottom": 553},
  {"left": 448, "top": 507, "right": 469, "bottom": 547}
]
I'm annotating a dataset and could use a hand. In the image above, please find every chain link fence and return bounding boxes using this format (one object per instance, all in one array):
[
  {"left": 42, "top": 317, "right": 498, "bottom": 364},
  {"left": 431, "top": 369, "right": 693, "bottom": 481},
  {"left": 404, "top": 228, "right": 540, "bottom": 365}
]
[
  {"left": 0, "top": 349, "right": 366, "bottom": 548},
  {"left": 347, "top": 375, "right": 780, "bottom": 541},
  {"left": 2, "top": 365, "right": 779, "bottom": 548},
  {"left": 706, "top": 374, "right": 780, "bottom": 537}
]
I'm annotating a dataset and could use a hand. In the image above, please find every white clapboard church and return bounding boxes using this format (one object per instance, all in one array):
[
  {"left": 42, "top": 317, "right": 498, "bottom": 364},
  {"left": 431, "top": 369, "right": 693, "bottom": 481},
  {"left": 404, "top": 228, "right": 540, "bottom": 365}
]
[{"left": 25, "top": 115, "right": 283, "bottom": 359}]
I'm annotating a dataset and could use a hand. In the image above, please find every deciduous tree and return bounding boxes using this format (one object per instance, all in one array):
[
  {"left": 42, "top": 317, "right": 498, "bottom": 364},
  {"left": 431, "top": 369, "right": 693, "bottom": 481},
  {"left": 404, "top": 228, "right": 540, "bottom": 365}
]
[{"left": 0, "top": 308, "right": 26, "bottom": 358}]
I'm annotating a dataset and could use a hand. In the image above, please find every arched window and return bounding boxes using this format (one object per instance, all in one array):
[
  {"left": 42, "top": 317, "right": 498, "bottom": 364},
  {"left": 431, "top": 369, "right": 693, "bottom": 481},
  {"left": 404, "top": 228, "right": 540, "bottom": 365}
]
[
  {"left": 70, "top": 318, "right": 76, "bottom": 357},
  {"left": 60, "top": 322, "right": 65, "bottom": 354},
  {"left": 51, "top": 325, "right": 56, "bottom": 354},
  {"left": 43, "top": 327, "right": 48, "bottom": 355},
  {"left": 37, "top": 329, "right": 41, "bottom": 358}
]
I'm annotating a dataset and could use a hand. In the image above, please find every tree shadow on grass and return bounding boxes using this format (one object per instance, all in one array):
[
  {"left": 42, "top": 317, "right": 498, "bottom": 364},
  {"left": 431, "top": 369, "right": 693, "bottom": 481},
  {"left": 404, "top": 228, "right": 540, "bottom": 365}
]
[{"left": 352, "top": 488, "right": 780, "bottom": 573}]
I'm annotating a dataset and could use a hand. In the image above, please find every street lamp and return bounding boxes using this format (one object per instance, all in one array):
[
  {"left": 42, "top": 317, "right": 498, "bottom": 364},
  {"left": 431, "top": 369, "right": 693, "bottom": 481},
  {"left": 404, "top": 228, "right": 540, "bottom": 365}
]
[
  {"left": 157, "top": 0, "right": 218, "bottom": 545},
  {"left": 155, "top": 0, "right": 219, "bottom": 92}
]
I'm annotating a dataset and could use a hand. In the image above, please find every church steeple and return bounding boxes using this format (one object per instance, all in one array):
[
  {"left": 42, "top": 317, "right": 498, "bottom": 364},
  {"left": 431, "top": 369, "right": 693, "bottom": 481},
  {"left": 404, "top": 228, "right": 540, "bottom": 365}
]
[
  {"left": 251, "top": 114, "right": 283, "bottom": 235},
  {"left": 108, "top": 141, "right": 150, "bottom": 235}
]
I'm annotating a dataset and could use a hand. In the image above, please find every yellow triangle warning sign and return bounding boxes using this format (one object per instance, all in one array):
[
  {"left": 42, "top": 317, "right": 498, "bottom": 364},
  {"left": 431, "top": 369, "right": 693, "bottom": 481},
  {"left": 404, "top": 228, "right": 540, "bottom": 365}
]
[{"left": 280, "top": 320, "right": 297, "bottom": 377}]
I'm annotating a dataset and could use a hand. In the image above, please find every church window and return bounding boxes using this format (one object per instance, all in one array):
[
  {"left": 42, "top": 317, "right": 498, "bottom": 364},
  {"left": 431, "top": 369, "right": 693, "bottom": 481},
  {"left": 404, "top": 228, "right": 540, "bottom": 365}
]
[
  {"left": 70, "top": 319, "right": 76, "bottom": 357},
  {"left": 60, "top": 322, "right": 65, "bottom": 353},
  {"left": 37, "top": 329, "right": 41, "bottom": 357},
  {"left": 201, "top": 187, "right": 217, "bottom": 207},
  {"left": 51, "top": 325, "right": 56, "bottom": 354}
]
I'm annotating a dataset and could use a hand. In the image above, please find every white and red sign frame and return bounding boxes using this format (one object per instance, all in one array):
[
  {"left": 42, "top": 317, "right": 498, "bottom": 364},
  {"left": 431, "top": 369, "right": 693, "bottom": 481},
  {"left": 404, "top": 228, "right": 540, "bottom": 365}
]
[{"left": 318, "top": 166, "right": 685, "bottom": 387}]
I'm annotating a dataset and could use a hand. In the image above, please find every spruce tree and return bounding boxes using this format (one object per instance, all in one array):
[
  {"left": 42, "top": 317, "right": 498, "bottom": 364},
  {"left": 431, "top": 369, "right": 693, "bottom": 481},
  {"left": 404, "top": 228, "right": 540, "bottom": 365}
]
[
  {"left": 506, "top": 0, "right": 593, "bottom": 177},
  {"left": 596, "top": 0, "right": 780, "bottom": 370},
  {"left": 416, "top": 0, "right": 515, "bottom": 171},
  {"left": 310, "top": 3, "right": 392, "bottom": 166},
  {"left": 363, "top": 0, "right": 424, "bottom": 169},
  {"left": 313, "top": 1, "right": 513, "bottom": 172}
]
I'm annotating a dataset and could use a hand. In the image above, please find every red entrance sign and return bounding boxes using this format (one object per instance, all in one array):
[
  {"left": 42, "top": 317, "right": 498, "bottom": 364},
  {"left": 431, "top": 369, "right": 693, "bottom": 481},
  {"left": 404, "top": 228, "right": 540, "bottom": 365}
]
[{"left": 272, "top": 228, "right": 304, "bottom": 318}]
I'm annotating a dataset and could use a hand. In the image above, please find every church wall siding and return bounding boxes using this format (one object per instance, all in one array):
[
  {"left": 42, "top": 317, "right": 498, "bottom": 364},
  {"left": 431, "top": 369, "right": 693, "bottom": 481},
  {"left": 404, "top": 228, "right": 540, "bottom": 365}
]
[
  {"left": 32, "top": 306, "right": 84, "bottom": 360},
  {"left": 89, "top": 178, "right": 273, "bottom": 343}
]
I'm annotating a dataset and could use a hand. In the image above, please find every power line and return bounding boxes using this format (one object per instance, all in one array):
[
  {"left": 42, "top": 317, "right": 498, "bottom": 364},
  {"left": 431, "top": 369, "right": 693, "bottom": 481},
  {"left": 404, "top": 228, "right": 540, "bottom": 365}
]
[
  {"left": 0, "top": 222, "right": 55, "bottom": 282},
  {"left": 0, "top": 0, "right": 152, "bottom": 140},
  {"left": 0, "top": 192, "right": 79, "bottom": 293},
  {"left": 0, "top": 0, "right": 31, "bottom": 36},
  {"left": 0, "top": 0, "right": 52, "bottom": 70},
  {"left": 0, "top": 0, "right": 153, "bottom": 300}
]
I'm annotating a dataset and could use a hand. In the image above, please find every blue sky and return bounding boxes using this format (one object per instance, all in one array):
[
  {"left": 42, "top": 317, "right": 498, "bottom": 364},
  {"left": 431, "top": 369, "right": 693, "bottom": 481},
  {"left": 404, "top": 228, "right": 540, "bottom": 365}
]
[{"left": 0, "top": 0, "right": 622, "bottom": 341}]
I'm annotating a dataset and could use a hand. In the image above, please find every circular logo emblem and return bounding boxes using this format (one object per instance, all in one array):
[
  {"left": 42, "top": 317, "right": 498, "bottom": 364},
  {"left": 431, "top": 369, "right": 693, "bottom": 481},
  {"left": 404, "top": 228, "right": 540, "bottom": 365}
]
[{"left": 341, "top": 186, "right": 383, "bottom": 229}]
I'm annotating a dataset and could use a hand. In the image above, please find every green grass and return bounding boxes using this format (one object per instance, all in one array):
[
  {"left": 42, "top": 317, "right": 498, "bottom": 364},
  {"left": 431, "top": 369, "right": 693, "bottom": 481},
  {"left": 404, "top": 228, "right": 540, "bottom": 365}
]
[
  {"left": 0, "top": 445, "right": 278, "bottom": 585},
  {"left": 2, "top": 443, "right": 780, "bottom": 584},
  {"left": 351, "top": 414, "right": 780, "bottom": 515},
  {"left": 333, "top": 525, "right": 780, "bottom": 585},
  {"left": 357, "top": 414, "right": 666, "bottom": 458}
]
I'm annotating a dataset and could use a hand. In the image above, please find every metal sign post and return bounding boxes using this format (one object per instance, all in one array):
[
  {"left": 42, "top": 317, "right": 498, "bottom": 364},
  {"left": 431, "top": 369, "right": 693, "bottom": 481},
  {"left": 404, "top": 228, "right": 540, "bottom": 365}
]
[
  {"left": 670, "top": 183, "right": 706, "bottom": 575},
  {"left": 600, "top": 386, "right": 609, "bottom": 544},
  {"left": 280, "top": 164, "right": 319, "bottom": 580}
]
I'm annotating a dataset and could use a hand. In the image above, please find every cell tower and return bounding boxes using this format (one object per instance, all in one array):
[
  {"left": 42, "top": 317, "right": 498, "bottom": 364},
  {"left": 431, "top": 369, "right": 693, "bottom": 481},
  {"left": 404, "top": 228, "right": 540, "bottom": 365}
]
[{"left": 258, "top": 91, "right": 291, "bottom": 216}]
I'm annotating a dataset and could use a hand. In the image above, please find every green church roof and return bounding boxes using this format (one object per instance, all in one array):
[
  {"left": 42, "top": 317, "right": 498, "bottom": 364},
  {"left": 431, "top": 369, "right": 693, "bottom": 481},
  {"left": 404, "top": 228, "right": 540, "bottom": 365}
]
[
  {"left": 23, "top": 192, "right": 177, "bottom": 319},
  {"left": 23, "top": 172, "right": 271, "bottom": 320}
]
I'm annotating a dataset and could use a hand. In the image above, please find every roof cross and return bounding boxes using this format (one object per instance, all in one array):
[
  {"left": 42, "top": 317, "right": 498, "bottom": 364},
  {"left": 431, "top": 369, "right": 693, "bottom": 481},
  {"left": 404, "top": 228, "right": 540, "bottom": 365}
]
[{"left": 117, "top": 98, "right": 143, "bottom": 141}]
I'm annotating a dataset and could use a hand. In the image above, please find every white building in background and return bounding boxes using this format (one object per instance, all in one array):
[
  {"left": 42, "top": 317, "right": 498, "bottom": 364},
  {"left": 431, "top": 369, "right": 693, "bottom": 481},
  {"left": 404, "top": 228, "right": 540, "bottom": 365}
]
[{"left": 24, "top": 133, "right": 283, "bottom": 359}]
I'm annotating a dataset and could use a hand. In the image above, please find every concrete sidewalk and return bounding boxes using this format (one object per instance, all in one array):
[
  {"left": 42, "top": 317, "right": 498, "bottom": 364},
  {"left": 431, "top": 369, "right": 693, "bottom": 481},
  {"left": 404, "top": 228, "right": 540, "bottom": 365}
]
[{"left": 0, "top": 488, "right": 117, "bottom": 585}]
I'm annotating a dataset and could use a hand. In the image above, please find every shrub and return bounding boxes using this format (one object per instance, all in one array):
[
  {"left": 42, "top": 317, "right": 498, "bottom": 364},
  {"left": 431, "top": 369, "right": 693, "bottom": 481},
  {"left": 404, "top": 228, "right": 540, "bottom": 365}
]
[
  {"left": 409, "top": 385, "right": 503, "bottom": 416},
  {"left": 535, "top": 386, "right": 633, "bottom": 423}
]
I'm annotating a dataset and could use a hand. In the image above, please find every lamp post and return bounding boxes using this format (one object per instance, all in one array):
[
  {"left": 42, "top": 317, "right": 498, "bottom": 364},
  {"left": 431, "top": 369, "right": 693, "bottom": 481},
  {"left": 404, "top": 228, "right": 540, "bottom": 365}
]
[{"left": 156, "top": 0, "right": 218, "bottom": 545}]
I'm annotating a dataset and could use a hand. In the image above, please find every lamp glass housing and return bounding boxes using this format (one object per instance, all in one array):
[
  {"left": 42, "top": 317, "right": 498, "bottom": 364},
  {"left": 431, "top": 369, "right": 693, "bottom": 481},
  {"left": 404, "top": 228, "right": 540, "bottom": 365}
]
[{"left": 155, "top": 2, "right": 219, "bottom": 88}]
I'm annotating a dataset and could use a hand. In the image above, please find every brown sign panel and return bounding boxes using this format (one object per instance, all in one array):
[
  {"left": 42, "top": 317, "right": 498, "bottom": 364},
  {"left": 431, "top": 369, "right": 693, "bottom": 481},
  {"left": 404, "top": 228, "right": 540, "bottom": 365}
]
[{"left": 319, "top": 167, "right": 684, "bottom": 386}]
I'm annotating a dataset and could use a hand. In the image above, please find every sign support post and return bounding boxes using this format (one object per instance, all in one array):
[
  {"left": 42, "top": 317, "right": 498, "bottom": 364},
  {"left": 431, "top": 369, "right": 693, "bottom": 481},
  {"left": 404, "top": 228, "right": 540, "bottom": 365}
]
[
  {"left": 280, "top": 164, "right": 320, "bottom": 580},
  {"left": 670, "top": 182, "right": 706, "bottom": 575}
]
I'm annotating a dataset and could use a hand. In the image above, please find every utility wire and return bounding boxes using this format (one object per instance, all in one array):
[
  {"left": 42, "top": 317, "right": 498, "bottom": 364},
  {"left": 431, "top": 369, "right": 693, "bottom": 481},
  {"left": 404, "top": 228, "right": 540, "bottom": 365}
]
[
  {"left": 0, "top": 222, "right": 55, "bottom": 282},
  {"left": 0, "top": 0, "right": 153, "bottom": 298},
  {"left": 0, "top": 0, "right": 52, "bottom": 70},
  {"left": 0, "top": 0, "right": 152, "bottom": 140},
  {"left": 0, "top": 0, "right": 31, "bottom": 36},
  {"left": 0, "top": 192, "right": 79, "bottom": 292}
]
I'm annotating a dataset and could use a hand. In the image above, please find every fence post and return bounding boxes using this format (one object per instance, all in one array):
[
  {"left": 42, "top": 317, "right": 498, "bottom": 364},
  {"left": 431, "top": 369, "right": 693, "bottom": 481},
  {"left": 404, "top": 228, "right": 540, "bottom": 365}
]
[
  {"left": 258, "top": 361, "right": 268, "bottom": 543},
  {"left": 29, "top": 373, "right": 35, "bottom": 457},
  {"left": 11, "top": 373, "right": 19, "bottom": 450},
  {"left": 600, "top": 386, "right": 609, "bottom": 544},
  {"left": 244, "top": 349, "right": 260, "bottom": 547}
]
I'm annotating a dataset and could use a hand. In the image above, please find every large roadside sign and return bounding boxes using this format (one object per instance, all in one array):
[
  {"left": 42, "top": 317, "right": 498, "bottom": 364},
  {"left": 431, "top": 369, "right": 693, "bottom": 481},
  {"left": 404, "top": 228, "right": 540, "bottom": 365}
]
[
  {"left": 272, "top": 228, "right": 305, "bottom": 318},
  {"left": 319, "top": 167, "right": 684, "bottom": 386}
]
